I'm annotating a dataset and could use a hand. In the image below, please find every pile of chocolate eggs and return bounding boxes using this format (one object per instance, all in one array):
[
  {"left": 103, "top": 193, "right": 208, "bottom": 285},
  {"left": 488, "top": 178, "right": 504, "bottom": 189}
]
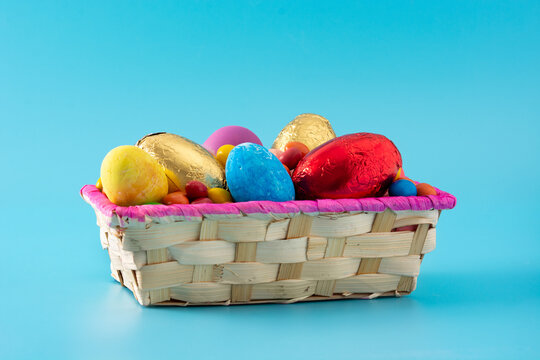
[{"left": 97, "top": 113, "right": 438, "bottom": 206}]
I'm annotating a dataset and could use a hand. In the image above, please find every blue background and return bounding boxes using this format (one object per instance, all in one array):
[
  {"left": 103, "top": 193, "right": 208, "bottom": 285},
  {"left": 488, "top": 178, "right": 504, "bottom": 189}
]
[{"left": 1, "top": 1, "right": 539, "bottom": 359}]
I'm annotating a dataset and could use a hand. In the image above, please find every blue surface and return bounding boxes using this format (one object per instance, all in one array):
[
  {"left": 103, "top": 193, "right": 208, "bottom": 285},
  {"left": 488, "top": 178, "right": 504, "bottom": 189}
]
[{"left": 1, "top": 1, "right": 539, "bottom": 359}]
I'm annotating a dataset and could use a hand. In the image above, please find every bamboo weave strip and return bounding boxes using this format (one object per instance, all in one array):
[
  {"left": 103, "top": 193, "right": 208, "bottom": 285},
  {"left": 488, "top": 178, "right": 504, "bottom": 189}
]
[{"left": 100, "top": 209, "right": 441, "bottom": 306}]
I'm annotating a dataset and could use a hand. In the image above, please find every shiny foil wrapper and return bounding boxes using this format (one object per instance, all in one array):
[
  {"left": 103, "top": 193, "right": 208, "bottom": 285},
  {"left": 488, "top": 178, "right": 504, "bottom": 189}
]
[
  {"left": 137, "top": 132, "right": 226, "bottom": 191},
  {"left": 292, "top": 133, "right": 402, "bottom": 199},
  {"left": 271, "top": 113, "right": 336, "bottom": 151}
]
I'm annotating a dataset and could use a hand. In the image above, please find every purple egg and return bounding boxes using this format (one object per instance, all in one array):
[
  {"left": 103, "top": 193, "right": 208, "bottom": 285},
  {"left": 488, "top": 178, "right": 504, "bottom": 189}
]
[{"left": 203, "top": 126, "right": 263, "bottom": 155}]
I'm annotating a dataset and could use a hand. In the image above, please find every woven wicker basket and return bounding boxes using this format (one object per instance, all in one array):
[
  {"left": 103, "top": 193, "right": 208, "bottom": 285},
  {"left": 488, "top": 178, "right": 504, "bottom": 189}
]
[{"left": 82, "top": 185, "right": 456, "bottom": 306}]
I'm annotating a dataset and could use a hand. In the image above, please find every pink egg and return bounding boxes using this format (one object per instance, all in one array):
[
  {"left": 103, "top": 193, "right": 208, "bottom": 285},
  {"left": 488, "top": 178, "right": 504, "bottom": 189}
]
[{"left": 203, "top": 126, "right": 263, "bottom": 156}]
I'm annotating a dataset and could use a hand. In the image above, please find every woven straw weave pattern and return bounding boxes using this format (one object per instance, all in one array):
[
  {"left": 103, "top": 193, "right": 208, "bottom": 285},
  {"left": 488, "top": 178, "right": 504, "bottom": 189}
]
[{"left": 98, "top": 208, "right": 440, "bottom": 306}]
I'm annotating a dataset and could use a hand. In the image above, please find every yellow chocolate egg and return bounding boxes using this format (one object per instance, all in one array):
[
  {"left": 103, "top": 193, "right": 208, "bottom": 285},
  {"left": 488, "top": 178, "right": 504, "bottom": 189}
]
[
  {"left": 215, "top": 144, "right": 235, "bottom": 167},
  {"left": 137, "top": 132, "right": 226, "bottom": 191},
  {"left": 208, "top": 187, "right": 233, "bottom": 203},
  {"left": 100, "top": 145, "right": 168, "bottom": 206},
  {"left": 271, "top": 113, "right": 337, "bottom": 151},
  {"left": 163, "top": 167, "right": 182, "bottom": 193},
  {"left": 96, "top": 177, "right": 103, "bottom": 191}
]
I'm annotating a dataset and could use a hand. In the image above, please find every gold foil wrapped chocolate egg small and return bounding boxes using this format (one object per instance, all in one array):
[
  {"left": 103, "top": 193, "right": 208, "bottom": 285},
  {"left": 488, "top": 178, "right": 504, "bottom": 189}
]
[
  {"left": 272, "top": 113, "right": 337, "bottom": 151},
  {"left": 137, "top": 132, "right": 226, "bottom": 191}
]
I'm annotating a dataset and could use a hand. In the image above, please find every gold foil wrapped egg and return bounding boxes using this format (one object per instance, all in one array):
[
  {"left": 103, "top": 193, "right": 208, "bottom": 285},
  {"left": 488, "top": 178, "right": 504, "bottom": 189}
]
[
  {"left": 271, "top": 113, "right": 337, "bottom": 151},
  {"left": 137, "top": 132, "right": 226, "bottom": 191}
]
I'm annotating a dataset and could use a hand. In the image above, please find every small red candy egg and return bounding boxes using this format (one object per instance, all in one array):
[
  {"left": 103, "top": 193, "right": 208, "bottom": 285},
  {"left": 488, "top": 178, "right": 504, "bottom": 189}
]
[
  {"left": 278, "top": 147, "right": 304, "bottom": 169},
  {"left": 185, "top": 180, "right": 208, "bottom": 201},
  {"left": 393, "top": 225, "right": 418, "bottom": 232},
  {"left": 191, "top": 197, "right": 213, "bottom": 204},
  {"left": 416, "top": 183, "right": 437, "bottom": 196}
]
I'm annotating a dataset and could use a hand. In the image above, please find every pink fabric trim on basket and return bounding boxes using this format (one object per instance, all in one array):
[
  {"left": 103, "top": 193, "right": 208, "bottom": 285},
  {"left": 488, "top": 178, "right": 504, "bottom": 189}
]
[{"left": 81, "top": 185, "right": 456, "bottom": 222}]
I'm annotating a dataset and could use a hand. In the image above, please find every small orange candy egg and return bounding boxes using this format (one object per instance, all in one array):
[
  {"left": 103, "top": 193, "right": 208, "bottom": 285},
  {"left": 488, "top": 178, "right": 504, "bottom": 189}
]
[
  {"left": 284, "top": 141, "right": 310, "bottom": 157},
  {"left": 396, "top": 175, "right": 415, "bottom": 184},
  {"left": 283, "top": 163, "right": 290, "bottom": 173},
  {"left": 163, "top": 191, "right": 190, "bottom": 205},
  {"left": 416, "top": 183, "right": 437, "bottom": 196}
]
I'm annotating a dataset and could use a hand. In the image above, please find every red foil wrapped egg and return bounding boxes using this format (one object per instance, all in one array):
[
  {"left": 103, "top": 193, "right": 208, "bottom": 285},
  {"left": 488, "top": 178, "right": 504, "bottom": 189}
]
[{"left": 292, "top": 133, "right": 402, "bottom": 199}]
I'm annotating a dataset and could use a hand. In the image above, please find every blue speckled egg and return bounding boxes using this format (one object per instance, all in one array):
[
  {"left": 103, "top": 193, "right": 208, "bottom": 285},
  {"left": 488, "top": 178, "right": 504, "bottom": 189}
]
[
  {"left": 225, "top": 143, "right": 295, "bottom": 202},
  {"left": 389, "top": 179, "right": 418, "bottom": 197}
]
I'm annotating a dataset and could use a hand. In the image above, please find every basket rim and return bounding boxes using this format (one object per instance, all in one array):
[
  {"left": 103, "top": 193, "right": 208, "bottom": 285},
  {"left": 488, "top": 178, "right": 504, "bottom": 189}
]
[{"left": 81, "top": 185, "right": 456, "bottom": 222}]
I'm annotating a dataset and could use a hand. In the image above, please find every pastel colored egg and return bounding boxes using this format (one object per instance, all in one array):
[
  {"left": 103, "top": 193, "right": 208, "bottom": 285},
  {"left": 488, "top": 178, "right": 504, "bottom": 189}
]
[
  {"left": 293, "top": 133, "right": 402, "bottom": 199},
  {"left": 191, "top": 197, "right": 213, "bottom": 204},
  {"left": 272, "top": 113, "right": 336, "bottom": 151},
  {"left": 416, "top": 183, "right": 437, "bottom": 196},
  {"left": 203, "top": 126, "right": 263, "bottom": 156},
  {"left": 208, "top": 188, "right": 233, "bottom": 203},
  {"left": 100, "top": 145, "right": 168, "bottom": 206},
  {"left": 185, "top": 180, "right": 208, "bottom": 201},
  {"left": 389, "top": 179, "right": 418, "bottom": 197},
  {"left": 163, "top": 191, "right": 190, "bottom": 205},
  {"left": 225, "top": 143, "right": 295, "bottom": 202},
  {"left": 215, "top": 144, "right": 235, "bottom": 167}
]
